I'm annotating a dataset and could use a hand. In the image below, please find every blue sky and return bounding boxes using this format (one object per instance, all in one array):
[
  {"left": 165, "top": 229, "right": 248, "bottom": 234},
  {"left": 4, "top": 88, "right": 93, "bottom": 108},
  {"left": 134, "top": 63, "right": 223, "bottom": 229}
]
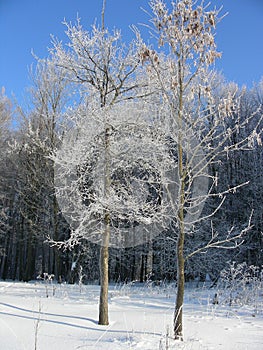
[{"left": 1, "top": 0, "right": 263, "bottom": 105}]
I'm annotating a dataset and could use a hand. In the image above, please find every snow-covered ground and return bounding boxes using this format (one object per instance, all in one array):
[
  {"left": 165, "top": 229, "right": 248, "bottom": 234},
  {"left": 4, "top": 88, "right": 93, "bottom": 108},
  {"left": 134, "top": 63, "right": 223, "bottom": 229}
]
[{"left": 0, "top": 280, "right": 262, "bottom": 349}]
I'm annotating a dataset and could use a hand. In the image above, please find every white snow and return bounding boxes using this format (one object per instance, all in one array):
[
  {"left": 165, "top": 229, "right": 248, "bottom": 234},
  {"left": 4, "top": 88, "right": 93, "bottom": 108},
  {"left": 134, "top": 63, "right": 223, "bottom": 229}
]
[{"left": 0, "top": 281, "right": 262, "bottom": 349}]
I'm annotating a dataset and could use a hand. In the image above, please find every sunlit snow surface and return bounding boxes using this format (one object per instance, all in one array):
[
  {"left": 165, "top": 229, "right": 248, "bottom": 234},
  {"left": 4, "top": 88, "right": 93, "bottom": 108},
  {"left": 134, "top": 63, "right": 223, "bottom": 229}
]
[{"left": 0, "top": 281, "right": 262, "bottom": 349}]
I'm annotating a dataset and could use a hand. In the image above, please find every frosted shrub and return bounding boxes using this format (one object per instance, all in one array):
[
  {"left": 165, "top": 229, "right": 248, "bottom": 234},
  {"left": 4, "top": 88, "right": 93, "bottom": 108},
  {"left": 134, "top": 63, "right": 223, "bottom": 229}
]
[
  {"left": 218, "top": 262, "right": 262, "bottom": 312},
  {"left": 37, "top": 272, "right": 55, "bottom": 298}
]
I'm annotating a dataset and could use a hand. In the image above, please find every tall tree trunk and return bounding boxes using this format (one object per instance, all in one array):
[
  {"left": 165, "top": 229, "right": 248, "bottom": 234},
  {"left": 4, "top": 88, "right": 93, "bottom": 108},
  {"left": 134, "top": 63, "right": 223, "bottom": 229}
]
[
  {"left": 99, "top": 121, "right": 110, "bottom": 325},
  {"left": 174, "top": 149, "right": 185, "bottom": 339},
  {"left": 174, "top": 57, "right": 185, "bottom": 340},
  {"left": 24, "top": 225, "right": 35, "bottom": 281},
  {"left": 99, "top": 220, "right": 110, "bottom": 325},
  {"left": 174, "top": 222, "right": 185, "bottom": 340}
]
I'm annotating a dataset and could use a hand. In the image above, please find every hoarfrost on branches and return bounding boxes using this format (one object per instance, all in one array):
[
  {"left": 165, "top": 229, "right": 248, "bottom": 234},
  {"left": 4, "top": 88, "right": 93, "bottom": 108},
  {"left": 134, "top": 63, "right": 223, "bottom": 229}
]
[{"left": 53, "top": 100, "right": 176, "bottom": 248}]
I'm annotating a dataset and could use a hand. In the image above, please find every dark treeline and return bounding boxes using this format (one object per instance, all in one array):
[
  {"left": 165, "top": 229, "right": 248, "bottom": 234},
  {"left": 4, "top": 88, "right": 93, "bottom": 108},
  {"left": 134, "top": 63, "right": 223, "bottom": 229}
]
[{"left": 0, "top": 80, "right": 262, "bottom": 284}]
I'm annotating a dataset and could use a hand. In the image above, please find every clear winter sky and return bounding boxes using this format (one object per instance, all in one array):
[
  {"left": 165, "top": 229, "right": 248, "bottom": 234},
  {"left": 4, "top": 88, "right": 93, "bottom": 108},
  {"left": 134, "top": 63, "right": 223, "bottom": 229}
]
[{"left": 0, "top": 0, "right": 263, "bottom": 105}]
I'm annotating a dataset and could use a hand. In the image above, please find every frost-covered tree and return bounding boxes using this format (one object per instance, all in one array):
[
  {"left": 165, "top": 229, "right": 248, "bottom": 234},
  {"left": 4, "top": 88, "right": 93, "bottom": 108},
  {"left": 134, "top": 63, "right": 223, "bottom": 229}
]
[
  {"left": 48, "top": 9, "right": 175, "bottom": 325},
  {"left": 53, "top": 100, "right": 174, "bottom": 323},
  {"left": 140, "top": 0, "right": 262, "bottom": 339},
  {"left": 212, "top": 82, "right": 263, "bottom": 268},
  {"left": 0, "top": 89, "right": 13, "bottom": 268},
  {"left": 8, "top": 58, "right": 70, "bottom": 281}
]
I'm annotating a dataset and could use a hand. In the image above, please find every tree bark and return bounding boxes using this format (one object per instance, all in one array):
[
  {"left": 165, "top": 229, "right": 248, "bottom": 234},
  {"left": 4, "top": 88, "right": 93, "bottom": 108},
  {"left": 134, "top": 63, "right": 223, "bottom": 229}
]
[
  {"left": 98, "top": 215, "right": 110, "bottom": 325},
  {"left": 174, "top": 55, "right": 185, "bottom": 340},
  {"left": 99, "top": 122, "right": 110, "bottom": 325},
  {"left": 174, "top": 150, "right": 185, "bottom": 339},
  {"left": 174, "top": 224, "right": 185, "bottom": 340}
]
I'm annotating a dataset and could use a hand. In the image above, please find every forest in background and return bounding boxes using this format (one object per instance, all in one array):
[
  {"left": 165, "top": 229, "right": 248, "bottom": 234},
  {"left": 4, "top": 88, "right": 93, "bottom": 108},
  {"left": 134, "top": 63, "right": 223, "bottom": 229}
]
[{"left": 0, "top": 78, "right": 262, "bottom": 284}]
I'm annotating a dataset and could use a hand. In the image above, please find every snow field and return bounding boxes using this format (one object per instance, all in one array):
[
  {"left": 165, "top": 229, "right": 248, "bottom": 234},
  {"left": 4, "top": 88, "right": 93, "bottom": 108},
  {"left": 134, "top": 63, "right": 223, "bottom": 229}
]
[{"left": 0, "top": 281, "right": 262, "bottom": 349}]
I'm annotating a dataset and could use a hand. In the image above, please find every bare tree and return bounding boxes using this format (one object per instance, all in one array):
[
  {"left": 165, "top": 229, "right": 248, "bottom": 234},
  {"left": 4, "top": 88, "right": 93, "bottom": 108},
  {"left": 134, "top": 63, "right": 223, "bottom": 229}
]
[
  {"left": 140, "top": 0, "right": 262, "bottom": 340},
  {"left": 0, "top": 89, "right": 12, "bottom": 268},
  {"left": 48, "top": 13, "right": 169, "bottom": 325},
  {"left": 53, "top": 100, "right": 173, "bottom": 323},
  {"left": 8, "top": 58, "right": 70, "bottom": 281}
]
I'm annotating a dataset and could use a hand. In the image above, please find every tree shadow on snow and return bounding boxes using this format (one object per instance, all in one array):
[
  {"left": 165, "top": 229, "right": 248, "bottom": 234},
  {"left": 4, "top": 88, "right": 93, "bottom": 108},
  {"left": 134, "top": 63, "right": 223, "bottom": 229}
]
[
  {"left": 0, "top": 302, "right": 97, "bottom": 326},
  {"left": 0, "top": 302, "right": 161, "bottom": 337}
]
